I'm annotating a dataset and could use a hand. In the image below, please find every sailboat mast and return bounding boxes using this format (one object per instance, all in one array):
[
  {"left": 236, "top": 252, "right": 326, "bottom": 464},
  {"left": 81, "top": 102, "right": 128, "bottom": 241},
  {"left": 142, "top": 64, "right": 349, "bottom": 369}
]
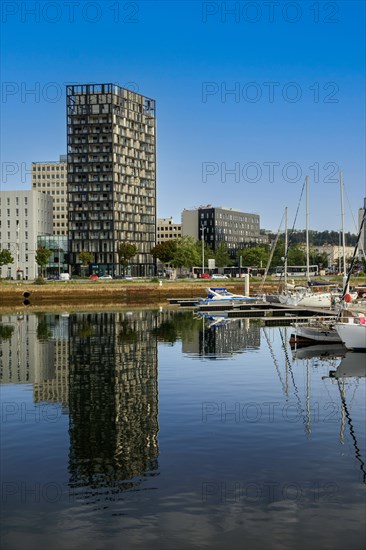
[
  {"left": 306, "top": 176, "right": 310, "bottom": 281},
  {"left": 284, "top": 206, "right": 288, "bottom": 289},
  {"left": 340, "top": 171, "right": 347, "bottom": 283}
]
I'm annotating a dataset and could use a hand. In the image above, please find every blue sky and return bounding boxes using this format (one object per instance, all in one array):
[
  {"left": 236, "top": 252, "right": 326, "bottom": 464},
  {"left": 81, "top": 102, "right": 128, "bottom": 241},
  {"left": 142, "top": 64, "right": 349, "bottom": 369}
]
[{"left": 1, "top": 0, "right": 365, "bottom": 232}]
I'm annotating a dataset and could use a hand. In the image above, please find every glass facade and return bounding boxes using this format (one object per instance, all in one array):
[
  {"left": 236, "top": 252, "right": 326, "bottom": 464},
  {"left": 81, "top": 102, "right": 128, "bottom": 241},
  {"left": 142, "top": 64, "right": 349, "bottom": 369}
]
[{"left": 37, "top": 235, "right": 69, "bottom": 277}]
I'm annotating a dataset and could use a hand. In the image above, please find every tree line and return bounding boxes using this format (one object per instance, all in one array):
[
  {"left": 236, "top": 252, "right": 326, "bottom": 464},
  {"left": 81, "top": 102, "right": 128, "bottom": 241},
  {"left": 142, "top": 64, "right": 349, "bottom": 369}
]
[{"left": 263, "top": 229, "right": 358, "bottom": 247}]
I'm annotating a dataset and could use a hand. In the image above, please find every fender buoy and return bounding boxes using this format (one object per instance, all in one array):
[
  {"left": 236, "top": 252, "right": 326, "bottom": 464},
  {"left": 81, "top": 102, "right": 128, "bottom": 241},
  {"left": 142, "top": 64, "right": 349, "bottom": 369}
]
[{"left": 344, "top": 293, "right": 352, "bottom": 303}]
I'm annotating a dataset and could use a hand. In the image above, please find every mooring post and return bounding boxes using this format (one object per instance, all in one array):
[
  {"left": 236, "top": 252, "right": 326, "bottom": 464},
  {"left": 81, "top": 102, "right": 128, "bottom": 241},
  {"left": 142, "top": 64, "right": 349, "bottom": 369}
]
[{"left": 243, "top": 274, "right": 250, "bottom": 296}]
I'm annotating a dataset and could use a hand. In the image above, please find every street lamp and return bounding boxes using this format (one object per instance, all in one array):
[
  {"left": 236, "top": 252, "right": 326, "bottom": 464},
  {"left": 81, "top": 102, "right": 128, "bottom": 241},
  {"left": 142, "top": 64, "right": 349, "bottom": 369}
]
[{"left": 201, "top": 225, "right": 206, "bottom": 277}]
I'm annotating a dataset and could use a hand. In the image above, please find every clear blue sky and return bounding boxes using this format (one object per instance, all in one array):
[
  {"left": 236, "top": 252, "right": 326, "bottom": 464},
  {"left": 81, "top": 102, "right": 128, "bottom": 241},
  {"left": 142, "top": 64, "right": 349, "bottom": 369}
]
[{"left": 1, "top": 0, "right": 365, "bottom": 232}]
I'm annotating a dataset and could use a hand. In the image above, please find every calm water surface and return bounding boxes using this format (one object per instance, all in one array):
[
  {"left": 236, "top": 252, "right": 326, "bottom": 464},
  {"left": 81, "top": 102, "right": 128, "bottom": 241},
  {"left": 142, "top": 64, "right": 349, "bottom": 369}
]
[{"left": 1, "top": 310, "right": 365, "bottom": 550}]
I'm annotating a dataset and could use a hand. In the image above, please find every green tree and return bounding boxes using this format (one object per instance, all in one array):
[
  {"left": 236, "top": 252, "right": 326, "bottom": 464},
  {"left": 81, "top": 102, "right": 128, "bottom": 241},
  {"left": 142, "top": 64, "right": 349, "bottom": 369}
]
[
  {"left": 214, "top": 242, "right": 230, "bottom": 267},
  {"left": 0, "top": 249, "right": 14, "bottom": 278},
  {"left": 194, "top": 240, "right": 215, "bottom": 266},
  {"left": 79, "top": 250, "right": 94, "bottom": 276},
  {"left": 238, "top": 246, "right": 269, "bottom": 267},
  {"left": 117, "top": 242, "right": 138, "bottom": 275},
  {"left": 151, "top": 240, "right": 177, "bottom": 264},
  {"left": 35, "top": 247, "right": 52, "bottom": 277},
  {"left": 311, "top": 251, "right": 329, "bottom": 269},
  {"left": 171, "top": 236, "right": 200, "bottom": 270},
  {"left": 287, "top": 244, "right": 306, "bottom": 266},
  {"left": 79, "top": 250, "right": 93, "bottom": 266}
]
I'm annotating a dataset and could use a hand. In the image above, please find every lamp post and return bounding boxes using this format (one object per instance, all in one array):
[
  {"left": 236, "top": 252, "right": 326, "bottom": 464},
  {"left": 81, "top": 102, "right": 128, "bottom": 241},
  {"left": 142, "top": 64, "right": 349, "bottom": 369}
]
[{"left": 201, "top": 225, "right": 206, "bottom": 277}]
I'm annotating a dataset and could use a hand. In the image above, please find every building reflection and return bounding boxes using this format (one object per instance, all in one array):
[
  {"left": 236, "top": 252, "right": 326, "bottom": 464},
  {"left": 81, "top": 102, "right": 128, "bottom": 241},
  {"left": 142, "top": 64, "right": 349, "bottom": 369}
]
[
  {"left": 0, "top": 311, "right": 160, "bottom": 495},
  {"left": 0, "top": 313, "right": 69, "bottom": 406},
  {"left": 68, "top": 311, "right": 159, "bottom": 494},
  {"left": 183, "top": 316, "right": 261, "bottom": 358}
]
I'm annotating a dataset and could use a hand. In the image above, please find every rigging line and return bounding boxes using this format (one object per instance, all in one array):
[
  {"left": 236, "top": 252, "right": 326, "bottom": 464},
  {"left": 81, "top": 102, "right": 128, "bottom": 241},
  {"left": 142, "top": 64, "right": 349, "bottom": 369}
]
[
  {"left": 259, "top": 210, "right": 285, "bottom": 293},
  {"left": 277, "top": 179, "right": 306, "bottom": 289},
  {"left": 278, "top": 328, "right": 307, "bottom": 429},
  {"left": 337, "top": 380, "right": 366, "bottom": 484},
  {"left": 338, "top": 208, "right": 366, "bottom": 311},
  {"left": 344, "top": 185, "right": 366, "bottom": 261}
]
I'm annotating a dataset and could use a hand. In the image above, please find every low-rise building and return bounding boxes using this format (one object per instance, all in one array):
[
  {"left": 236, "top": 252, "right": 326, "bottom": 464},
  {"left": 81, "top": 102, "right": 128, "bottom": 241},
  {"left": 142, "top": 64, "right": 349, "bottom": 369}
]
[
  {"left": 0, "top": 190, "right": 53, "bottom": 280},
  {"left": 312, "top": 244, "right": 355, "bottom": 269},
  {"left": 157, "top": 218, "right": 182, "bottom": 244}
]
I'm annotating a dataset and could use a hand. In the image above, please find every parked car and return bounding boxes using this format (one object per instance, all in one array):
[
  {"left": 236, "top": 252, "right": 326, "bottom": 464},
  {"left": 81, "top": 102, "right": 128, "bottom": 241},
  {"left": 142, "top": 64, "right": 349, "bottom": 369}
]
[
  {"left": 199, "top": 273, "right": 211, "bottom": 279},
  {"left": 211, "top": 274, "right": 229, "bottom": 279},
  {"left": 99, "top": 275, "right": 113, "bottom": 280},
  {"left": 89, "top": 274, "right": 99, "bottom": 281}
]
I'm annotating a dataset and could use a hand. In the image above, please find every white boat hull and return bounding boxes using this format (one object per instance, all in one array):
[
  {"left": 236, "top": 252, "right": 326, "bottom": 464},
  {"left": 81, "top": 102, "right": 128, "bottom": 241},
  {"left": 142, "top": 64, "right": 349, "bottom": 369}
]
[
  {"left": 279, "top": 291, "right": 332, "bottom": 308},
  {"left": 334, "top": 323, "right": 366, "bottom": 350}
]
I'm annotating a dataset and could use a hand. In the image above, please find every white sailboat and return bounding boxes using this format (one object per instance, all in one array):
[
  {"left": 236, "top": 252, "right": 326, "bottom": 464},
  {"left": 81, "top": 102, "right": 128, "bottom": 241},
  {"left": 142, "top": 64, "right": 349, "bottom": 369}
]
[
  {"left": 279, "top": 176, "right": 332, "bottom": 308},
  {"left": 334, "top": 209, "right": 366, "bottom": 350}
]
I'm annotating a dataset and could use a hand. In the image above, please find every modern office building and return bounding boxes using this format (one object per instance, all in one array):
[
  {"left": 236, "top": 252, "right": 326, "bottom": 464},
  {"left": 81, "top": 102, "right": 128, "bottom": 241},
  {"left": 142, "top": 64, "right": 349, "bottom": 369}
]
[
  {"left": 67, "top": 83, "right": 156, "bottom": 277},
  {"left": 182, "top": 206, "right": 266, "bottom": 256},
  {"left": 0, "top": 190, "right": 53, "bottom": 280},
  {"left": 157, "top": 217, "right": 182, "bottom": 244},
  {"left": 32, "top": 155, "right": 68, "bottom": 236}
]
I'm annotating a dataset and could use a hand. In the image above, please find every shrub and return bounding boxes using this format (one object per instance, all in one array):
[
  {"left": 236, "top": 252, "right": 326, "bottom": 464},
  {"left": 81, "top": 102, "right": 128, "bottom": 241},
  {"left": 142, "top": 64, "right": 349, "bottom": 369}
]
[{"left": 33, "top": 277, "right": 46, "bottom": 285}]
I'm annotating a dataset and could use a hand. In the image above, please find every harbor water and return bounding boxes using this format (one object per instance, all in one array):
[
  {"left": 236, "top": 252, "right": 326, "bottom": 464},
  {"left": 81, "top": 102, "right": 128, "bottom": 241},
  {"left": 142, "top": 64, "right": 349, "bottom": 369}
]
[{"left": 1, "top": 309, "right": 365, "bottom": 550}]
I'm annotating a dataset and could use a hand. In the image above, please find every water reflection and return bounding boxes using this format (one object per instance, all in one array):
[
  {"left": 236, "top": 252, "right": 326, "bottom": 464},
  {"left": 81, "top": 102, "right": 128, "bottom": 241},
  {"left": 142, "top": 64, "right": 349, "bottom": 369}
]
[
  {"left": 292, "top": 347, "right": 366, "bottom": 484},
  {"left": 152, "top": 312, "right": 261, "bottom": 358},
  {"left": 1, "top": 311, "right": 365, "bottom": 549},
  {"left": 68, "top": 312, "right": 159, "bottom": 496}
]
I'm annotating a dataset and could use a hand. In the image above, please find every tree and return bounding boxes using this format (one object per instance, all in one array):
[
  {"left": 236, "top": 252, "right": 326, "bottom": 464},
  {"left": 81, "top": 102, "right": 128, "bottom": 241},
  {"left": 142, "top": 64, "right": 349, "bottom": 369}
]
[
  {"left": 214, "top": 242, "right": 230, "bottom": 267},
  {"left": 79, "top": 250, "right": 93, "bottom": 266},
  {"left": 35, "top": 247, "right": 52, "bottom": 277},
  {"left": 151, "top": 240, "right": 177, "bottom": 264},
  {"left": 194, "top": 240, "right": 215, "bottom": 265},
  {"left": 79, "top": 250, "right": 94, "bottom": 276},
  {"left": 287, "top": 244, "right": 306, "bottom": 266},
  {"left": 238, "top": 246, "right": 269, "bottom": 267},
  {"left": 311, "top": 251, "right": 329, "bottom": 269},
  {"left": 171, "top": 236, "right": 200, "bottom": 270},
  {"left": 0, "top": 249, "right": 14, "bottom": 278},
  {"left": 117, "top": 242, "right": 138, "bottom": 275}
]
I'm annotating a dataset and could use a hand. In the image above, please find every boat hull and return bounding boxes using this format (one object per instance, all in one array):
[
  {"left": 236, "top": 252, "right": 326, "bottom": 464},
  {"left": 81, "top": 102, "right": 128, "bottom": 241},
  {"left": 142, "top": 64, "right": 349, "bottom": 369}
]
[{"left": 334, "top": 323, "right": 366, "bottom": 350}]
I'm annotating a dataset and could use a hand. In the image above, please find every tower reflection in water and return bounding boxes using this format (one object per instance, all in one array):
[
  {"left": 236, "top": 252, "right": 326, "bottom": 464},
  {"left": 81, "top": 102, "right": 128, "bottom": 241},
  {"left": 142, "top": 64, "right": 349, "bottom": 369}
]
[{"left": 68, "top": 311, "right": 159, "bottom": 497}]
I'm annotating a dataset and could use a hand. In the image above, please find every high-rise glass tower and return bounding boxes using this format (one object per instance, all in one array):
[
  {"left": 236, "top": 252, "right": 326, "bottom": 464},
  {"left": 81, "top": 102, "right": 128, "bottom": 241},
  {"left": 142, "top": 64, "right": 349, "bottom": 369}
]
[{"left": 67, "top": 83, "right": 156, "bottom": 276}]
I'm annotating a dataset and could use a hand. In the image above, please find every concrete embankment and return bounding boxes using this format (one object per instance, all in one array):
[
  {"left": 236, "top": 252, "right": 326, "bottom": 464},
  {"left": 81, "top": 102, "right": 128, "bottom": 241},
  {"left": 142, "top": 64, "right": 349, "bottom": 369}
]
[{"left": 0, "top": 280, "right": 277, "bottom": 312}]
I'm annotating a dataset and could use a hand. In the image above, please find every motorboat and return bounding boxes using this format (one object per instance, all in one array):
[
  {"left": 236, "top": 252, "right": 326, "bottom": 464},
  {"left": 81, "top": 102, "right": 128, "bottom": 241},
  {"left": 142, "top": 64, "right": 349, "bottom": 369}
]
[{"left": 199, "top": 287, "right": 258, "bottom": 305}]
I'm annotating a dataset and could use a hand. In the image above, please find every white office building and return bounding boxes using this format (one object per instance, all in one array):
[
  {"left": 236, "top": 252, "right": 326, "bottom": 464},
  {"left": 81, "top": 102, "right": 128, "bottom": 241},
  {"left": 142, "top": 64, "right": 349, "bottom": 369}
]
[
  {"left": 0, "top": 190, "right": 53, "bottom": 280},
  {"left": 32, "top": 155, "right": 68, "bottom": 236}
]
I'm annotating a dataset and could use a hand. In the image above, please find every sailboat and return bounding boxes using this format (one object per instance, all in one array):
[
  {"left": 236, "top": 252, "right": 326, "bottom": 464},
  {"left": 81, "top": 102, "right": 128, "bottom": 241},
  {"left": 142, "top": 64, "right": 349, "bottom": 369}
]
[
  {"left": 334, "top": 208, "right": 366, "bottom": 350},
  {"left": 279, "top": 176, "right": 333, "bottom": 308}
]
